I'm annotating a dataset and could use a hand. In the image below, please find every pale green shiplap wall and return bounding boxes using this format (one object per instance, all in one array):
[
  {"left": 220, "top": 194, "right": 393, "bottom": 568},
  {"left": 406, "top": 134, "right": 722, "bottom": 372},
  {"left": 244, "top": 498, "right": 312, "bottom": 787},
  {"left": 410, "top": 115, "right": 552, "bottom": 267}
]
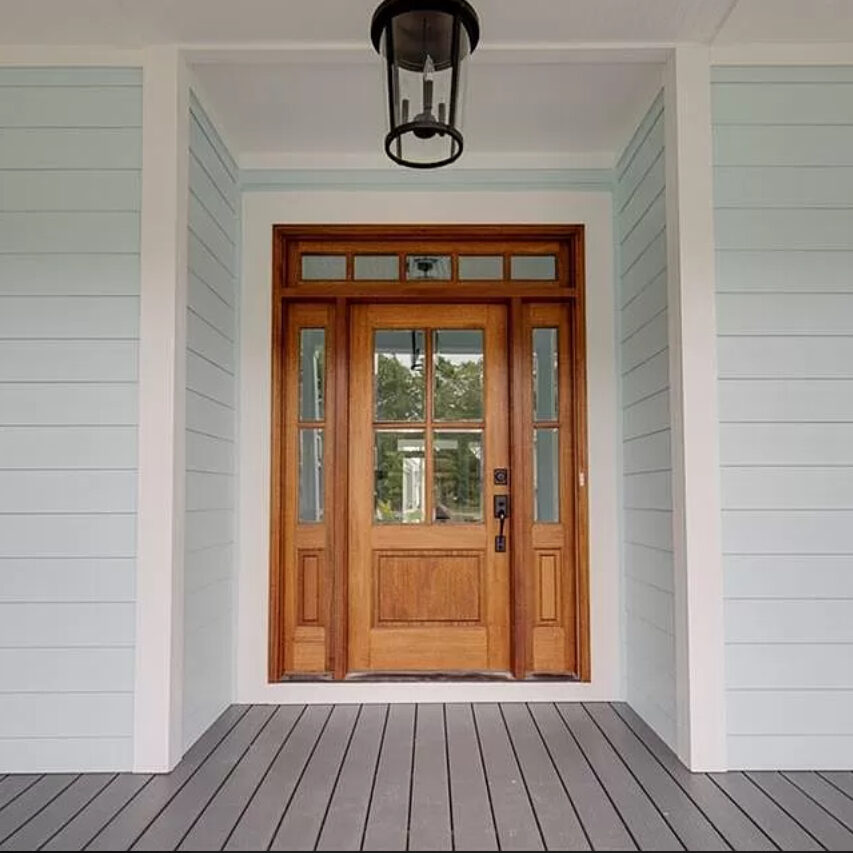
[
  {"left": 183, "top": 93, "right": 239, "bottom": 750},
  {"left": 615, "top": 92, "right": 677, "bottom": 750},
  {"left": 713, "top": 66, "right": 853, "bottom": 769},
  {"left": 0, "top": 67, "right": 141, "bottom": 771}
]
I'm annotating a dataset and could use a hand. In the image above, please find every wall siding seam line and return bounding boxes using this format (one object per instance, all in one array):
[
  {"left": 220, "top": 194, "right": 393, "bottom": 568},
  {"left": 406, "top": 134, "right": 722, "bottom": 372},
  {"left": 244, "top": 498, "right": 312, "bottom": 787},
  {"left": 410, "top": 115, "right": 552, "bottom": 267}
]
[
  {"left": 620, "top": 305, "right": 669, "bottom": 345},
  {"left": 189, "top": 106, "right": 239, "bottom": 183},
  {"left": 186, "top": 306, "right": 235, "bottom": 344},
  {"left": 620, "top": 345, "right": 670, "bottom": 378},
  {"left": 616, "top": 100, "right": 665, "bottom": 181},
  {"left": 188, "top": 271, "right": 235, "bottom": 310},
  {"left": 617, "top": 147, "right": 665, "bottom": 219},
  {"left": 187, "top": 225, "right": 236, "bottom": 279},
  {"left": 186, "top": 346, "right": 235, "bottom": 377},
  {"left": 188, "top": 149, "right": 238, "bottom": 218},
  {"left": 188, "top": 187, "right": 238, "bottom": 249},
  {"left": 619, "top": 266, "right": 668, "bottom": 311},
  {"left": 620, "top": 229, "right": 668, "bottom": 279},
  {"left": 618, "top": 183, "right": 666, "bottom": 244}
]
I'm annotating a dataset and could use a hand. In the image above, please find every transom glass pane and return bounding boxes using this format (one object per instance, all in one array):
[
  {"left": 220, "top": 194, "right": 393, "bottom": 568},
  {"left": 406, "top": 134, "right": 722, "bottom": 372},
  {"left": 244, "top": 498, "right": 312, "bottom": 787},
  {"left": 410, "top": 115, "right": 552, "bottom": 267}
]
[
  {"left": 532, "top": 328, "right": 558, "bottom": 422},
  {"left": 534, "top": 428, "right": 560, "bottom": 523},
  {"left": 433, "top": 430, "right": 483, "bottom": 523},
  {"left": 299, "top": 329, "right": 325, "bottom": 421},
  {"left": 354, "top": 255, "right": 399, "bottom": 280},
  {"left": 406, "top": 255, "right": 451, "bottom": 281},
  {"left": 301, "top": 254, "right": 347, "bottom": 280},
  {"left": 299, "top": 428, "right": 324, "bottom": 523},
  {"left": 433, "top": 330, "right": 484, "bottom": 421},
  {"left": 374, "top": 430, "right": 426, "bottom": 524},
  {"left": 511, "top": 255, "right": 557, "bottom": 281},
  {"left": 374, "top": 330, "right": 426, "bottom": 422},
  {"left": 458, "top": 255, "right": 503, "bottom": 280}
]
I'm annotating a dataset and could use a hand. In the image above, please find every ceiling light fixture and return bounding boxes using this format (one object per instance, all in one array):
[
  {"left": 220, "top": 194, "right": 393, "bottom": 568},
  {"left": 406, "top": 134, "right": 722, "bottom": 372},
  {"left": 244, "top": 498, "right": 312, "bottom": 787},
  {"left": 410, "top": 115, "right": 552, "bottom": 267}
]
[{"left": 371, "top": 0, "right": 480, "bottom": 169}]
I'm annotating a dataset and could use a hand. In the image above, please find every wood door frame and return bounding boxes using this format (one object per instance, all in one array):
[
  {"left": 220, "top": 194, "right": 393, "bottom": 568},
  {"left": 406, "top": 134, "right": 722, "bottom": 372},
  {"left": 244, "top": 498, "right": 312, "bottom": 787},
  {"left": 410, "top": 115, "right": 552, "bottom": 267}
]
[{"left": 269, "top": 224, "right": 590, "bottom": 682}]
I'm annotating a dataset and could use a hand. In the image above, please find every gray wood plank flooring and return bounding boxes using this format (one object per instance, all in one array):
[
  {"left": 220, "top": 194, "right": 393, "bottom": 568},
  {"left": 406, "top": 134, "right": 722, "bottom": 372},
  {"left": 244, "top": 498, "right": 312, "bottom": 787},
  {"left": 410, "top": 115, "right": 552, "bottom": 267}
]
[{"left": 1, "top": 702, "right": 851, "bottom": 850}]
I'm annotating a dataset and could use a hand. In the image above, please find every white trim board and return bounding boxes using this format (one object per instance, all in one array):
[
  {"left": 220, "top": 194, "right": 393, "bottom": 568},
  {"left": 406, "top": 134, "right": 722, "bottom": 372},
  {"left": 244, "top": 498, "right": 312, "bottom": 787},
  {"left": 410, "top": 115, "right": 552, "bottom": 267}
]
[{"left": 237, "top": 189, "right": 622, "bottom": 705}]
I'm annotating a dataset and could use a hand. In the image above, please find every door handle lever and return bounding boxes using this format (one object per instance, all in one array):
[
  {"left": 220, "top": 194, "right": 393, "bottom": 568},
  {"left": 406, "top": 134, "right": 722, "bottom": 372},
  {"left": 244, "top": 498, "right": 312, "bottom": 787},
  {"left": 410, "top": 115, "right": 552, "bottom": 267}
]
[{"left": 494, "top": 495, "right": 509, "bottom": 553}]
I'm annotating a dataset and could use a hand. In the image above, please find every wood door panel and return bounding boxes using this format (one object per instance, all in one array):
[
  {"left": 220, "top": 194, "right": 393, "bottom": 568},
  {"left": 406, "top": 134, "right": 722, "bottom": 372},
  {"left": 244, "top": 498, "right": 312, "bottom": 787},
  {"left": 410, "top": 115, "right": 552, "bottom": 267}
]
[
  {"left": 368, "top": 627, "right": 489, "bottom": 671},
  {"left": 375, "top": 551, "right": 483, "bottom": 624}
]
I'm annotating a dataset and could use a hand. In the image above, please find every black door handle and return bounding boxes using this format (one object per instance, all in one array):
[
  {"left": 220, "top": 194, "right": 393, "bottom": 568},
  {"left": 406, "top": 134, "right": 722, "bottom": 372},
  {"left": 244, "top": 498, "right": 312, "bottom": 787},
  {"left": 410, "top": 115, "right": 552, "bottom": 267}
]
[{"left": 494, "top": 496, "right": 509, "bottom": 553}]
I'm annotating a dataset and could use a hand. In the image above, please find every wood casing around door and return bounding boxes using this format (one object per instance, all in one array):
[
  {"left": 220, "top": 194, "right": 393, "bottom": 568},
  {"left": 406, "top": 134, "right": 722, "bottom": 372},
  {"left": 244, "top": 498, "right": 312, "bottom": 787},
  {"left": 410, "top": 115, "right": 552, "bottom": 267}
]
[{"left": 269, "top": 225, "right": 590, "bottom": 681}]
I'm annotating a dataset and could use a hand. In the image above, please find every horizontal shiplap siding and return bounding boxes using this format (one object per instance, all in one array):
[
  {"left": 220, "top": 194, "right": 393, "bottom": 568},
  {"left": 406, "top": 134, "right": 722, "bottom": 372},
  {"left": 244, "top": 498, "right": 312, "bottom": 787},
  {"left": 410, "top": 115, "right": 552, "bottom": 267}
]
[
  {"left": 0, "top": 67, "right": 141, "bottom": 771},
  {"left": 713, "top": 65, "right": 853, "bottom": 770},
  {"left": 183, "top": 93, "right": 238, "bottom": 751},
  {"left": 616, "top": 93, "right": 677, "bottom": 750}
]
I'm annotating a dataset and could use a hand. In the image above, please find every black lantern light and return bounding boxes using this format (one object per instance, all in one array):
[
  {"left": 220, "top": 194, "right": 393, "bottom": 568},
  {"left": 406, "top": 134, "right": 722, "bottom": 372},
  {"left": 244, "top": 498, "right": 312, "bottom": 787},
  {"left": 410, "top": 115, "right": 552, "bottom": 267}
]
[{"left": 371, "top": 0, "right": 480, "bottom": 169}]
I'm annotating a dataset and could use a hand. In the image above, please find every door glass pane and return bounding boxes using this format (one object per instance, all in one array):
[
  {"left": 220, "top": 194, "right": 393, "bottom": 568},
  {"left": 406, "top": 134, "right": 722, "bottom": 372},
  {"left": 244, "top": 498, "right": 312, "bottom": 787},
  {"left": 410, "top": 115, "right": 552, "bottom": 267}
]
[
  {"left": 511, "top": 255, "right": 557, "bottom": 280},
  {"left": 532, "top": 328, "right": 558, "bottom": 422},
  {"left": 406, "top": 255, "right": 451, "bottom": 280},
  {"left": 299, "top": 428, "right": 324, "bottom": 522},
  {"left": 354, "top": 255, "right": 399, "bottom": 280},
  {"left": 433, "top": 430, "right": 483, "bottom": 523},
  {"left": 458, "top": 255, "right": 503, "bottom": 280},
  {"left": 433, "top": 330, "right": 484, "bottom": 421},
  {"left": 534, "top": 428, "right": 560, "bottom": 522},
  {"left": 299, "top": 329, "right": 325, "bottom": 421},
  {"left": 374, "top": 330, "right": 426, "bottom": 422},
  {"left": 301, "top": 255, "right": 347, "bottom": 280},
  {"left": 374, "top": 430, "right": 425, "bottom": 524}
]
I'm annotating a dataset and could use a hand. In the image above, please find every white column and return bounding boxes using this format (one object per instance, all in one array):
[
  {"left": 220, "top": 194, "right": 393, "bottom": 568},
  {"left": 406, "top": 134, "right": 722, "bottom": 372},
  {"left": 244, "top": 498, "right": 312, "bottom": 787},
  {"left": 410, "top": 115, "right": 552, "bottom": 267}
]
[
  {"left": 133, "top": 46, "right": 190, "bottom": 772},
  {"left": 663, "top": 45, "right": 727, "bottom": 771}
]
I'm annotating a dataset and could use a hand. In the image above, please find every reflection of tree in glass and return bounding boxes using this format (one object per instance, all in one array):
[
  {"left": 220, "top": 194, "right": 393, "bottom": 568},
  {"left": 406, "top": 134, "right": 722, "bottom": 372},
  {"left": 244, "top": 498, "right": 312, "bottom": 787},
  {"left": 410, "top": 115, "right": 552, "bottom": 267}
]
[
  {"left": 374, "top": 432, "right": 424, "bottom": 523},
  {"left": 375, "top": 355, "right": 424, "bottom": 421},
  {"left": 434, "top": 432, "right": 483, "bottom": 522},
  {"left": 434, "top": 356, "right": 483, "bottom": 421}
]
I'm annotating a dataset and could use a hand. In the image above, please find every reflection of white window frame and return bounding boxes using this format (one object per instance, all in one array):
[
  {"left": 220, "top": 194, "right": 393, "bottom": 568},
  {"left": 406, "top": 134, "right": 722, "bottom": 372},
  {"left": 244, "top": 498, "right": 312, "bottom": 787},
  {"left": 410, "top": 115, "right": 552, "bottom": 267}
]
[
  {"left": 398, "top": 437, "right": 425, "bottom": 524},
  {"left": 312, "top": 430, "right": 323, "bottom": 521}
]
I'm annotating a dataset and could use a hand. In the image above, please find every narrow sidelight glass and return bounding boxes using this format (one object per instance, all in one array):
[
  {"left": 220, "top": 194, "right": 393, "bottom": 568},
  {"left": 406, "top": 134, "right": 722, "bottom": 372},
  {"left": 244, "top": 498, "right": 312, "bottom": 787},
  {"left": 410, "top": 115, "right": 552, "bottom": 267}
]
[
  {"left": 374, "top": 330, "right": 426, "bottom": 422},
  {"left": 532, "top": 328, "right": 558, "bottom": 422},
  {"left": 299, "top": 329, "right": 325, "bottom": 421},
  {"left": 433, "top": 430, "right": 483, "bottom": 523},
  {"left": 374, "top": 430, "right": 426, "bottom": 524},
  {"left": 299, "top": 428, "right": 324, "bottom": 523},
  {"left": 534, "top": 428, "right": 560, "bottom": 523}
]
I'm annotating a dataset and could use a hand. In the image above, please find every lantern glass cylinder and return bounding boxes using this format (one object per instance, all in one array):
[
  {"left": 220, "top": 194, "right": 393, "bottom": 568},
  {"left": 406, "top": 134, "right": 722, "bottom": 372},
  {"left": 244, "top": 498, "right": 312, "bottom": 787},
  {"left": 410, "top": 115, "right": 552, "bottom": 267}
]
[{"left": 372, "top": 1, "right": 478, "bottom": 168}]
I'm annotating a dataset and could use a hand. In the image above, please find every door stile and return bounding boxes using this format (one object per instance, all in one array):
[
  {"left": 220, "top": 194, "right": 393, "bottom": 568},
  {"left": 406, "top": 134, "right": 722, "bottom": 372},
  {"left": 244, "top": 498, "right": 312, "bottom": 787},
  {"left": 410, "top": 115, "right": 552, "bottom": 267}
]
[{"left": 332, "top": 297, "right": 350, "bottom": 679}]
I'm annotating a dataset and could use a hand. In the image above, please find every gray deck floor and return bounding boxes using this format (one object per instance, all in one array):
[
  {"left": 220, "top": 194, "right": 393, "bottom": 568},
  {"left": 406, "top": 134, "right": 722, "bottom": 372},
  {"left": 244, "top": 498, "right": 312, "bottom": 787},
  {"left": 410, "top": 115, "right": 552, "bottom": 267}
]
[{"left": 1, "top": 703, "right": 853, "bottom": 850}]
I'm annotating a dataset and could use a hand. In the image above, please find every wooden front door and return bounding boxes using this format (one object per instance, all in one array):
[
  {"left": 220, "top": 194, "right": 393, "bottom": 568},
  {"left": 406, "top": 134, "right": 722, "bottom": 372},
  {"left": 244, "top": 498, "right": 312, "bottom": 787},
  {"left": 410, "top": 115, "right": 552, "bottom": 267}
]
[{"left": 348, "top": 304, "right": 510, "bottom": 673}]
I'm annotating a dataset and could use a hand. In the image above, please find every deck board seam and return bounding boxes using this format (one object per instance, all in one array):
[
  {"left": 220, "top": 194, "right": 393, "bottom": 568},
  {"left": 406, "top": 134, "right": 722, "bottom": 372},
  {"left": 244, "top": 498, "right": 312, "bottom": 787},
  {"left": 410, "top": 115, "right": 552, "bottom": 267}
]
[
  {"left": 0, "top": 773, "right": 80, "bottom": 846},
  {"left": 580, "top": 702, "right": 687, "bottom": 850},
  {"left": 744, "top": 771, "right": 832, "bottom": 849},
  {"left": 358, "top": 704, "right": 389, "bottom": 852},
  {"left": 553, "top": 703, "right": 641, "bottom": 850},
  {"left": 781, "top": 771, "right": 853, "bottom": 835},
  {"left": 38, "top": 773, "right": 117, "bottom": 850},
  {"left": 470, "top": 704, "right": 500, "bottom": 852}
]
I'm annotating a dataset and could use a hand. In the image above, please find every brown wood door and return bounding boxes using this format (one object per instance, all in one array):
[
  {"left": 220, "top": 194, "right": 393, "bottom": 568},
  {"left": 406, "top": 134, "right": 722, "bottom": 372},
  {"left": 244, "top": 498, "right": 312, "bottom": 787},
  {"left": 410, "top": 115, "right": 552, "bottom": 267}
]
[{"left": 348, "top": 304, "right": 511, "bottom": 672}]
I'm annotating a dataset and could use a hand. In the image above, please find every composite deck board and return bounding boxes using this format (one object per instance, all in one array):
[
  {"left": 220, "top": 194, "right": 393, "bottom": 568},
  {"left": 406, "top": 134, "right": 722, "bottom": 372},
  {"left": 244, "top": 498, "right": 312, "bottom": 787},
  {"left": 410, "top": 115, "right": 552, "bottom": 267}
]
[
  {"left": 178, "top": 705, "right": 303, "bottom": 851},
  {"left": 0, "top": 773, "right": 114, "bottom": 851},
  {"left": 821, "top": 772, "right": 853, "bottom": 800},
  {"left": 0, "top": 777, "right": 39, "bottom": 813},
  {"left": 0, "top": 775, "right": 78, "bottom": 845},
  {"left": 408, "top": 704, "right": 452, "bottom": 851},
  {"left": 444, "top": 703, "right": 498, "bottom": 852},
  {"left": 473, "top": 703, "right": 543, "bottom": 851},
  {"left": 316, "top": 704, "right": 387, "bottom": 852},
  {"left": 558, "top": 703, "right": 683, "bottom": 850},
  {"left": 710, "top": 772, "right": 823, "bottom": 851},
  {"left": 42, "top": 775, "right": 152, "bottom": 851},
  {"left": 87, "top": 704, "right": 249, "bottom": 851},
  {"left": 746, "top": 771, "right": 853, "bottom": 850},
  {"left": 501, "top": 703, "right": 589, "bottom": 850},
  {"left": 529, "top": 703, "right": 636, "bottom": 851},
  {"left": 361, "top": 704, "right": 415, "bottom": 852},
  {"left": 270, "top": 704, "right": 359, "bottom": 851},
  {"left": 132, "top": 705, "right": 276, "bottom": 850},
  {"left": 0, "top": 703, "right": 847, "bottom": 851},
  {"left": 612, "top": 703, "right": 774, "bottom": 851},
  {"left": 585, "top": 703, "right": 728, "bottom": 850},
  {"left": 224, "top": 704, "right": 331, "bottom": 851},
  {"left": 784, "top": 771, "right": 853, "bottom": 833}
]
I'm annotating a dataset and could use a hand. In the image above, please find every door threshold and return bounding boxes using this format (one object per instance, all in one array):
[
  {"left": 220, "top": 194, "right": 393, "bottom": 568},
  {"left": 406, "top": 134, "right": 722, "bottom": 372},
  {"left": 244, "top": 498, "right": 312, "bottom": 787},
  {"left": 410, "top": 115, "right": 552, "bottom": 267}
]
[{"left": 345, "top": 670, "right": 515, "bottom": 683}]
